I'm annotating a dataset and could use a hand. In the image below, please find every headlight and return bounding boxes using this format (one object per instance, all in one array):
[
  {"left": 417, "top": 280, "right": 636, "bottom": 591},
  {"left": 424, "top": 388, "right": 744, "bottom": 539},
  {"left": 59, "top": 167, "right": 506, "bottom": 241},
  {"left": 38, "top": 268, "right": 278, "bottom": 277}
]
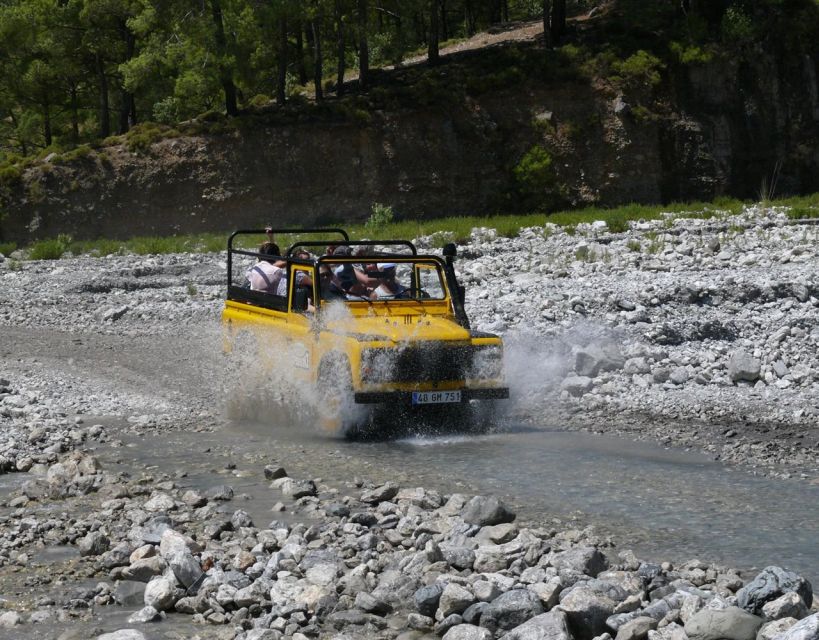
[{"left": 470, "top": 345, "right": 504, "bottom": 379}]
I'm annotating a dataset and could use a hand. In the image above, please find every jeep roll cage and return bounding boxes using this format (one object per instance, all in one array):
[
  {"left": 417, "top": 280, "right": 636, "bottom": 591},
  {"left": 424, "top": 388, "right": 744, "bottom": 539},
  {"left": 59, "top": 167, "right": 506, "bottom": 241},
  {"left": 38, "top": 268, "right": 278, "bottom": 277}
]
[{"left": 225, "top": 228, "right": 470, "bottom": 328}]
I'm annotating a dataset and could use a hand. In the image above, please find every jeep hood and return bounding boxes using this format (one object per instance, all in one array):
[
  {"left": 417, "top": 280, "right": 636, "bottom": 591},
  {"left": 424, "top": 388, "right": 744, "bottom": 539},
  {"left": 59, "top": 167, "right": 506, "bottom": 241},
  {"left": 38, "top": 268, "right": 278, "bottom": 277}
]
[{"left": 324, "top": 315, "right": 472, "bottom": 343}]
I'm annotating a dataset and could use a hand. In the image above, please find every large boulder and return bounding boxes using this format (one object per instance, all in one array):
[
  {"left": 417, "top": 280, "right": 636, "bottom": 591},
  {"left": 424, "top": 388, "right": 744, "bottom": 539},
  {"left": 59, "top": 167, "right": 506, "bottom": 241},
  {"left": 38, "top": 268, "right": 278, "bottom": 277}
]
[
  {"left": 462, "top": 496, "right": 516, "bottom": 527},
  {"left": 143, "top": 577, "right": 177, "bottom": 612},
  {"left": 684, "top": 606, "right": 763, "bottom": 640},
  {"left": 481, "top": 589, "right": 545, "bottom": 633},
  {"left": 737, "top": 567, "right": 813, "bottom": 615},
  {"left": 415, "top": 584, "right": 444, "bottom": 618},
  {"left": 575, "top": 345, "right": 624, "bottom": 377},
  {"left": 500, "top": 610, "right": 572, "bottom": 640},
  {"left": 439, "top": 583, "right": 477, "bottom": 618},
  {"left": 762, "top": 593, "right": 810, "bottom": 621}
]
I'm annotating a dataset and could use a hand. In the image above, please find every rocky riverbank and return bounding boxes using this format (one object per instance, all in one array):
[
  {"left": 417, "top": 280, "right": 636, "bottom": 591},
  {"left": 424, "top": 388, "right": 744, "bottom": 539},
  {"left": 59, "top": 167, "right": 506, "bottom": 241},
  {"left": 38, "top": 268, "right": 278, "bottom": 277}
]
[{"left": 1, "top": 202, "right": 819, "bottom": 638}]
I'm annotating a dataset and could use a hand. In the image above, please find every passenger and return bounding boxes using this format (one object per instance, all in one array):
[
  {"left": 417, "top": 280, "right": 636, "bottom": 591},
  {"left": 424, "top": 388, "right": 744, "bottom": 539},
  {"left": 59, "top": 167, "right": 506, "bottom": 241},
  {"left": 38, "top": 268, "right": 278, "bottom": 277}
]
[
  {"left": 370, "top": 263, "right": 408, "bottom": 299},
  {"left": 276, "top": 249, "right": 313, "bottom": 297},
  {"left": 333, "top": 246, "right": 380, "bottom": 296},
  {"left": 248, "top": 241, "right": 284, "bottom": 293},
  {"left": 318, "top": 265, "right": 347, "bottom": 302}
]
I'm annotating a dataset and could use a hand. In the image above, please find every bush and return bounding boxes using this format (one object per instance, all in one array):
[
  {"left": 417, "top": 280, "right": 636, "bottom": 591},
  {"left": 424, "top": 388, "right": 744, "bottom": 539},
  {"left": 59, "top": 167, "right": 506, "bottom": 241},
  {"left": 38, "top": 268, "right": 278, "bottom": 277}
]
[
  {"left": 514, "top": 145, "right": 557, "bottom": 197},
  {"left": 365, "top": 203, "right": 395, "bottom": 232},
  {"left": 29, "top": 234, "right": 72, "bottom": 260},
  {"left": 0, "top": 242, "right": 17, "bottom": 256},
  {"left": 722, "top": 7, "right": 756, "bottom": 45},
  {"left": 612, "top": 50, "right": 665, "bottom": 90}
]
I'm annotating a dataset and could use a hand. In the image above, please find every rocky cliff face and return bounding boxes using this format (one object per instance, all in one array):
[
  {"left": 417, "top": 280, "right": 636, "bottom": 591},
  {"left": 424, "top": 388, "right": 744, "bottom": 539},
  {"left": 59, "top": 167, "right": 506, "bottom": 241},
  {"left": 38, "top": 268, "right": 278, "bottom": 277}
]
[{"left": 1, "top": 47, "right": 817, "bottom": 243}]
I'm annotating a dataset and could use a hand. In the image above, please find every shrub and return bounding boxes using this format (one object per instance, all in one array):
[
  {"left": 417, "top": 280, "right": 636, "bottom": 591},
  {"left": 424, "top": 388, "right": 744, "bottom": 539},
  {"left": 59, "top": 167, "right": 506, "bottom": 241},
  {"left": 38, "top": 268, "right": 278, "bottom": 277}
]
[
  {"left": 669, "top": 42, "right": 714, "bottom": 65},
  {"left": 514, "top": 145, "right": 557, "bottom": 203},
  {"left": 29, "top": 234, "right": 72, "bottom": 260},
  {"left": 365, "top": 203, "right": 395, "bottom": 232},
  {"left": 612, "top": 50, "right": 665, "bottom": 90},
  {"left": 0, "top": 241, "right": 17, "bottom": 256},
  {"left": 722, "top": 7, "right": 756, "bottom": 45}
]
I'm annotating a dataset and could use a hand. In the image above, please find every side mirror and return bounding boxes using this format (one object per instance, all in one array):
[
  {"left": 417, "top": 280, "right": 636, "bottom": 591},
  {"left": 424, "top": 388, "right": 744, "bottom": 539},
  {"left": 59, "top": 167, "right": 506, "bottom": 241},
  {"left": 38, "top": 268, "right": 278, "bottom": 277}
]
[{"left": 293, "top": 287, "right": 309, "bottom": 311}]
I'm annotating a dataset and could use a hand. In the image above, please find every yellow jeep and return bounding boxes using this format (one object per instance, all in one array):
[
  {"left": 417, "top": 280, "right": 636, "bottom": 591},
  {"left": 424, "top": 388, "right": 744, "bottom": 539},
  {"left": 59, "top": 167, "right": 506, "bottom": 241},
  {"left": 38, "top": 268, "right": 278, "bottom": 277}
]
[{"left": 222, "top": 228, "right": 508, "bottom": 436}]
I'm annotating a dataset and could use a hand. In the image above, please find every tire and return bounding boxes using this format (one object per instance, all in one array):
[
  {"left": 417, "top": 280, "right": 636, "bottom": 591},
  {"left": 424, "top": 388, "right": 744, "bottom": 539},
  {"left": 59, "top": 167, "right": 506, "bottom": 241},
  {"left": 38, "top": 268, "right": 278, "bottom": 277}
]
[{"left": 317, "top": 357, "right": 355, "bottom": 436}]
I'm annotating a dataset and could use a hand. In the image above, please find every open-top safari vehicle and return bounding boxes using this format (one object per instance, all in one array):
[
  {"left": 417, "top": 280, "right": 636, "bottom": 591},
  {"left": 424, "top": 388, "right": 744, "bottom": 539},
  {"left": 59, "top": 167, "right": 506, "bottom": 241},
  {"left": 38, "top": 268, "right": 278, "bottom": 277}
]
[{"left": 222, "top": 228, "right": 508, "bottom": 437}]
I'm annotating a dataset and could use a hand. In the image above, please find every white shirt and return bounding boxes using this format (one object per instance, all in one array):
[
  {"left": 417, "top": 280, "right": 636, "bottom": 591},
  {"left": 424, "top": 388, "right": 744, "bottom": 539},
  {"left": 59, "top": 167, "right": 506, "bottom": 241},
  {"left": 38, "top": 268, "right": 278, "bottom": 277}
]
[{"left": 248, "top": 262, "right": 283, "bottom": 293}]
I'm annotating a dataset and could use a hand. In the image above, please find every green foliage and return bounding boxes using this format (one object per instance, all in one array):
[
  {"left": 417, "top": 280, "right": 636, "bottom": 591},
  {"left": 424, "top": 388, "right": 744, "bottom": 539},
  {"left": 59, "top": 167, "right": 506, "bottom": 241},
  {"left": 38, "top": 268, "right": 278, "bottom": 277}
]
[
  {"left": 365, "top": 203, "right": 395, "bottom": 232},
  {"left": 721, "top": 7, "right": 757, "bottom": 45},
  {"left": 124, "top": 123, "right": 180, "bottom": 155},
  {"left": 514, "top": 145, "right": 557, "bottom": 205},
  {"left": 626, "top": 239, "right": 641, "bottom": 252},
  {"left": 611, "top": 51, "right": 665, "bottom": 90},
  {"left": 29, "top": 234, "right": 72, "bottom": 260},
  {"left": 0, "top": 241, "right": 17, "bottom": 256},
  {"left": 669, "top": 42, "right": 714, "bottom": 66}
]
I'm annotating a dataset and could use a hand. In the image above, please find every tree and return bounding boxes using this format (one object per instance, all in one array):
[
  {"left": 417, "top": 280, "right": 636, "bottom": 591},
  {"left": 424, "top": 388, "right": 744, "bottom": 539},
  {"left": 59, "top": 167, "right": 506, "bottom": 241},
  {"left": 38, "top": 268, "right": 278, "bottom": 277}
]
[
  {"left": 209, "top": 0, "right": 239, "bottom": 115},
  {"left": 428, "top": 0, "right": 439, "bottom": 66},
  {"left": 335, "top": 0, "right": 346, "bottom": 95},
  {"left": 542, "top": 0, "right": 552, "bottom": 48},
  {"left": 551, "top": 0, "right": 566, "bottom": 43},
  {"left": 357, "top": 0, "right": 369, "bottom": 89}
]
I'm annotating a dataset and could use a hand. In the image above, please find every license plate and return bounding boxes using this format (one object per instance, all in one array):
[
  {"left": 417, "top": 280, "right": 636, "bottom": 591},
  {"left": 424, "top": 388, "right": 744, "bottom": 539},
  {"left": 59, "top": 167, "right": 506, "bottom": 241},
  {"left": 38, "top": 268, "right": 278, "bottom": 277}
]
[{"left": 411, "top": 391, "right": 462, "bottom": 405}]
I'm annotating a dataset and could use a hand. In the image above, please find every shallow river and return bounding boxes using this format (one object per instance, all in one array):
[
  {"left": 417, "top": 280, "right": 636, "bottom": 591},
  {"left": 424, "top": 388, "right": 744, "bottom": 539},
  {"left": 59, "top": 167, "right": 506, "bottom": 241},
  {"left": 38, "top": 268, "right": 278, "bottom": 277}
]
[{"left": 104, "top": 417, "right": 819, "bottom": 587}]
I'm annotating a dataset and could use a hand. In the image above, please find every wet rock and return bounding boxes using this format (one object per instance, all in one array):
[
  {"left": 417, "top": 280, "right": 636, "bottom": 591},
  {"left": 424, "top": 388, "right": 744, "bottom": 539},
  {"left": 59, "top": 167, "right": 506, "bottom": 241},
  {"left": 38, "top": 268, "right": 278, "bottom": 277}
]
[
  {"left": 360, "top": 482, "right": 399, "bottom": 504},
  {"left": 115, "top": 581, "right": 147, "bottom": 606},
  {"left": 206, "top": 485, "right": 234, "bottom": 501},
  {"left": 127, "top": 606, "right": 161, "bottom": 623},
  {"left": 143, "top": 576, "right": 177, "bottom": 611},
  {"left": 461, "top": 495, "right": 515, "bottom": 526},
  {"left": 264, "top": 465, "right": 287, "bottom": 480},
  {"left": 96, "top": 631, "right": 147, "bottom": 640},
  {"left": 737, "top": 567, "right": 813, "bottom": 615},
  {"left": 78, "top": 531, "right": 110, "bottom": 557},
  {"left": 122, "top": 556, "right": 167, "bottom": 582},
  {"left": 684, "top": 606, "right": 763, "bottom": 640}
]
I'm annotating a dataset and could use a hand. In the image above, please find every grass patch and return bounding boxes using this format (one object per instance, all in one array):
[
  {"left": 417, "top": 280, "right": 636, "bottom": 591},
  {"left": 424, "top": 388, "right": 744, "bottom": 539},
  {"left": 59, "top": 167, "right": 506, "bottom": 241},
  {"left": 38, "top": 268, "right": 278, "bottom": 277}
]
[{"left": 8, "top": 194, "right": 815, "bottom": 260}]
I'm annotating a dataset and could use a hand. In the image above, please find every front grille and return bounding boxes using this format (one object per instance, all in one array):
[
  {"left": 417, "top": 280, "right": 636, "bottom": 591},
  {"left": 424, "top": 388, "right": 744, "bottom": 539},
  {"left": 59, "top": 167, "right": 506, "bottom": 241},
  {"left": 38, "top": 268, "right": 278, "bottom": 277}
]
[{"left": 361, "top": 343, "right": 502, "bottom": 384}]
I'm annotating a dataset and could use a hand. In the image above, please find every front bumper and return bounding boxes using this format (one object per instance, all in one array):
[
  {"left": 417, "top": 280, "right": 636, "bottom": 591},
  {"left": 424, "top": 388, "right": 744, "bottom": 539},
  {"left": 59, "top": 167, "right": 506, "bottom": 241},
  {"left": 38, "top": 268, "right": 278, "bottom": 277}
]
[{"left": 353, "top": 387, "right": 509, "bottom": 404}]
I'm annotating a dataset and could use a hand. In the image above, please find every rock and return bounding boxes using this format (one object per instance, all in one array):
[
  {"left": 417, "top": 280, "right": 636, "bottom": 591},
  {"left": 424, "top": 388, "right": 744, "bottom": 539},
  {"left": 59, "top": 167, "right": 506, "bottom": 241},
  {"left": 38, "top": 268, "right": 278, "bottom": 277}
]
[
  {"left": 728, "top": 350, "right": 762, "bottom": 383},
  {"left": 355, "top": 592, "right": 392, "bottom": 616},
  {"left": 575, "top": 345, "right": 624, "bottom": 377},
  {"left": 737, "top": 567, "right": 813, "bottom": 615},
  {"left": 143, "top": 577, "right": 176, "bottom": 611},
  {"left": 206, "top": 485, "right": 234, "bottom": 501},
  {"left": 123, "top": 556, "right": 167, "bottom": 582},
  {"left": 436, "top": 614, "right": 465, "bottom": 636},
  {"left": 127, "top": 606, "right": 161, "bottom": 623},
  {"left": 96, "top": 631, "right": 147, "bottom": 640},
  {"left": 78, "top": 531, "right": 110, "bottom": 557},
  {"left": 461, "top": 495, "right": 516, "bottom": 526},
  {"left": 561, "top": 376, "right": 594, "bottom": 397},
  {"left": 616, "top": 616, "right": 658, "bottom": 640},
  {"left": 770, "top": 612, "right": 819, "bottom": 640},
  {"left": 115, "top": 581, "right": 147, "bottom": 606},
  {"left": 361, "top": 482, "right": 399, "bottom": 504},
  {"left": 443, "top": 624, "right": 493, "bottom": 640},
  {"left": 231, "top": 509, "right": 254, "bottom": 529},
  {"left": 500, "top": 610, "right": 572, "bottom": 640},
  {"left": 275, "top": 477, "right": 317, "bottom": 499},
  {"left": 481, "top": 588, "right": 545, "bottom": 633},
  {"left": 757, "top": 618, "right": 798, "bottom": 640},
  {"left": 181, "top": 489, "right": 206, "bottom": 507},
  {"left": 416, "top": 584, "right": 444, "bottom": 617},
  {"left": 143, "top": 492, "right": 175, "bottom": 512},
  {"left": 0, "top": 611, "right": 21, "bottom": 628},
  {"left": 684, "top": 606, "right": 763, "bottom": 640},
  {"left": 439, "top": 583, "right": 476, "bottom": 617},
  {"left": 558, "top": 579, "right": 627, "bottom": 640},
  {"left": 762, "top": 592, "right": 810, "bottom": 621},
  {"left": 550, "top": 547, "right": 609, "bottom": 577},
  {"left": 264, "top": 465, "right": 287, "bottom": 480}
]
